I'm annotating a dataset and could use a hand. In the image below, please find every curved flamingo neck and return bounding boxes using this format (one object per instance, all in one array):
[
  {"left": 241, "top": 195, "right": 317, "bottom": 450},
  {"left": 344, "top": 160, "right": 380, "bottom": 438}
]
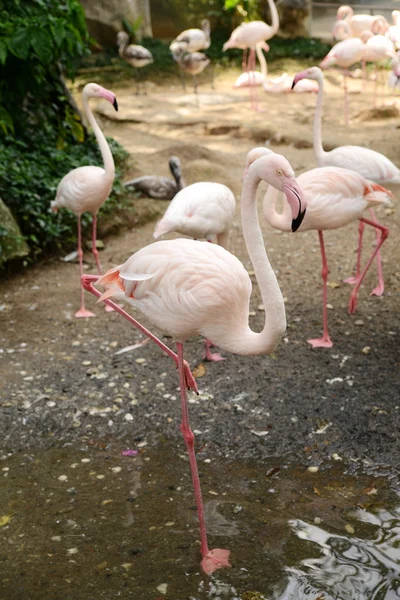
[
  {"left": 313, "top": 76, "right": 327, "bottom": 164},
  {"left": 262, "top": 186, "right": 292, "bottom": 231},
  {"left": 256, "top": 44, "right": 268, "bottom": 77},
  {"left": 224, "top": 166, "right": 286, "bottom": 355},
  {"left": 82, "top": 93, "right": 115, "bottom": 180},
  {"left": 267, "top": 0, "right": 280, "bottom": 35},
  {"left": 118, "top": 36, "right": 127, "bottom": 59}
]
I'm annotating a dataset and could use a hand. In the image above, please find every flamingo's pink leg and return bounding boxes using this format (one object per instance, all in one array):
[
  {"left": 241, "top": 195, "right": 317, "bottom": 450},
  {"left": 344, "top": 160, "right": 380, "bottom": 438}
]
[
  {"left": 204, "top": 339, "right": 225, "bottom": 362},
  {"left": 247, "top": 49, "right": 255, "bottom": 110},
  {"left": 344, "top": 219, "right": 365, "bottom": 285},
  {"left": 242, "top": 48, "right": 248, "bottom": 72},
  {"left": 177, "top": 342, "right": 231, "bottom": 575},
  {"left": 81, "top": 274, "right": 198, "bottom": 393},
  {"left": 368, "top": 208, "right": 385, "bottom": 296},
  {"left": 348, "top": 218, "right": 389, "bottom": 314},
  {"left": 308, "top": 231, "right": 333, "bottom": 348},
  {"left": 75, "top": 215, "right": 96, "bottom": 319},
  {"left": 91, "top": 214, "right": 102, "bottom": 274},
  {"left": 362, "top": 58, "right": 367, "bottom": 92},
  {"left": 343, "top": 74, "right": 349, "bottom": 126},
  {"left": 374, "top": 65, "right": 378, "bottom": 107}
]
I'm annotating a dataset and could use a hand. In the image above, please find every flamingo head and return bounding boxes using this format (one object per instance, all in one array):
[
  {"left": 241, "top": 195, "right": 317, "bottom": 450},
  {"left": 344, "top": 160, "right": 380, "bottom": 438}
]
[
  {"left": 336, "top": 5, "right": 353, "bottom": 20},
  {"left": 116, "top": 31, "right": 129, "bottom": 47},
  {"left": 292, "top": 66, "right": 322, "bottom": 89},
  {"left": 250, "top": 154, "right": 307, "bottom": 232},
  {"left": 168, "top": 156, "right": 183, "bottom": 182},
  {"left": 244, "top": 147, "right": 274, "bottom": 176},
  {"left": 201, "top": 19, "right": 211, "bottom": 35},
  {"left": 83, "top": 83, "right": 118, "bottom": 112}
]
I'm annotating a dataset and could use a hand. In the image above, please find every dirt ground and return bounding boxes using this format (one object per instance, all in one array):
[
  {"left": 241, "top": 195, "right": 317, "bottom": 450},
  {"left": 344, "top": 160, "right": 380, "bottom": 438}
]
[{"left": 1, "top": 63, "right": 399, "bottom": 599}]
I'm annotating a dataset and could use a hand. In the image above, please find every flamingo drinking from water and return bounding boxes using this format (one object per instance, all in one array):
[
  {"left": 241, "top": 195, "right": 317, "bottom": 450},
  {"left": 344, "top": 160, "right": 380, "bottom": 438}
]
[
  {"left": 81, "top": 151, "right": 306, "bottom": 574},
  {"left": 293, "top": 66, "right": 399, "bottom": 295},
  {"left": 50, "top": 83, "right": 118, "bottom": 318}
]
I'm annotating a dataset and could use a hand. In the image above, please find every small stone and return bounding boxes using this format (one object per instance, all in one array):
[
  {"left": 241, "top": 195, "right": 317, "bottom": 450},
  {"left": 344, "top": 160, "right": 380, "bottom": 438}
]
[
  {"left": 101, "top": 499, "right": 113, "bottom": 506},
  {"left": 307, "top": 466, "right": 319, "bottom": 473},
  {"left": 51, "top": 536, "right": 61, "bottom": 542},
  {"left": 82, "top": 361, "right": 91, "bottom": 366},
  {"left": 355, "top": 319, "right": 364, "bottom": 326},
  {"left": 135, "top": 358, "right": 146, "bottom": 364},
  {"left": 96, "top": 475, "right": 105, "bottom": 480},
  {"left": 81, "top": 458, "right": 91, "bottom": 463},
  {"left": 67, "top": 548, "right": 79, "bottom": 555},
  {"left": 58, "top": 475, "right": 68, "bottom": 482},
  {"left": 111, "top": 467, "right": 122, "bottom": 473},
  {"left": 361, "top": 346, "right": 371, "bottom": 355},
  {"left": 257, "top": 304, "right": 265, "bottom": 311},
  {"left": 96, "top": 561, "right": 108, "bottom": 571},
  {"left": 249, "top": 311, "right": 256, "bottom": 317},
  {"left": 208, "top": 490, "right": 218, "bottom": 495},
  {"left": 122, "top": 563, "right": 133, "bottom": 570},
  {"left": 165, "top": 521, "right": 175, "bottom": 527},
  {"left": 157, "top": 584, "right": 168, "bottom": 595},
  {"left": 124, "top": 413, "right": 134, "bottom": 422},
  {"left": 47, "top": 401, "right": 56, "bottom": 408},
  {"left": 345, "top": 524, "right": 355, "bottom": 534}
]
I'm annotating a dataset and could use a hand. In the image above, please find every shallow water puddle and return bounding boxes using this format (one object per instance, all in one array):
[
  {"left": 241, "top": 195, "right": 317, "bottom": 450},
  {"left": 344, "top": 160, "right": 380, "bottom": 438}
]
[{"left": 0, "top": 444, "right": 399, "bottom": 599}]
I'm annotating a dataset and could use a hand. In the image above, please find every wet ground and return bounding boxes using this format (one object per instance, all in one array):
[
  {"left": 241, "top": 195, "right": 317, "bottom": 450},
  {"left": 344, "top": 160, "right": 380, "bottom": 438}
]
[{"left": 1, "top": 63, "right": 400, "bottom": 598}]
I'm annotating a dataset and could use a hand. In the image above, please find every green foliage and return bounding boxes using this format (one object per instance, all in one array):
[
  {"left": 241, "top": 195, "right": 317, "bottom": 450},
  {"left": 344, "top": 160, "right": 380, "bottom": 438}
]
[
  {"left": 0, "top": 0, "right": 90, "bottom": 138},
  {"left": 224, "top": 0, "right": 260, "bottom": 21},
  {"left": 0, "top": 130, "right": 130, "bottom": 261}
]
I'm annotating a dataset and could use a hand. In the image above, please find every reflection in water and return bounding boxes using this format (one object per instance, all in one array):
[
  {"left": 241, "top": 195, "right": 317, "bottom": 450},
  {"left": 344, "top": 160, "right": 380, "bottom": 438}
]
[{"left": 277, "top": 508, "right": 400, "bottom": 600}]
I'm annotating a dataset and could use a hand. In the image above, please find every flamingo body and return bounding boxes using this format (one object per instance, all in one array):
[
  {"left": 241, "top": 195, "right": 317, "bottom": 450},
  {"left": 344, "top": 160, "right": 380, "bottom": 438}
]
[
  {"left": 52, "top": 166, "right": 112, "bottom": 216},
  {"left": 171, "top": 20, "right": 211, "bottom": 53},
  {"left": 153, "top": 182, "right": 235, "bottom": 247},
  {"left": 336, "top": 6, "right": 387, "bottom": 38},
  {"left": 363, "top": 34, "right": 396, "bottom": 62},
  {"left": 320, "top": 38, "right": 364, "bottom": 69}
]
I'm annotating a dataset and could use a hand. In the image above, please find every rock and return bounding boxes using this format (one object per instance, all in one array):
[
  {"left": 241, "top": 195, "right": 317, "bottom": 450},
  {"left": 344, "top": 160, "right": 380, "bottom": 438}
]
[
  {"left": 0, "top": 197, "right": 29, "bottom": 267},
  {"left": 80, "top": 0, "right": 153, "bottom": 48},
  {"left": 276, "top": 0, "right": 311, "bottom": 37}
]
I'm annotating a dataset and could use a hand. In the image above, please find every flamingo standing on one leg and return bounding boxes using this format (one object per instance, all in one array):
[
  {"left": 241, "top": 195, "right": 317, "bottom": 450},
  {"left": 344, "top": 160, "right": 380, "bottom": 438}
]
[
  {"left": 247, "top": 148, "right": 391, "bottom": 347},
  {"left": 153, "top": 181, "right": 236, "bottom": 362},
  {"left": 292, "top": 66, "right": 400, "bottom": 295},
  {"left": 50, "top": 83, "right": 118, "bottom": 318},
  {"left": 319, "top": 37, "right": 364, "bottom": 125},
  {"left": 81, "top": 151, "right": 306, "bottom": 574}
]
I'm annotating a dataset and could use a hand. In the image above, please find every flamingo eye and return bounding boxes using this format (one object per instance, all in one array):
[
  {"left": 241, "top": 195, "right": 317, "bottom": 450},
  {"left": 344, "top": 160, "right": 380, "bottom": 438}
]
[{"left": 277, "top": 169, "right": 283, "bottom": 176}]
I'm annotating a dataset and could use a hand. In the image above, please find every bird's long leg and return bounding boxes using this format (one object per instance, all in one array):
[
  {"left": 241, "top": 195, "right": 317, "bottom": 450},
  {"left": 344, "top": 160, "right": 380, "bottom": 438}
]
[
  {"left": 210, "top": 63, "right": 215, "bottom": 90},
  {"left": 135, "top": 68, "right": 140, "bottom": 95},
  {"left": 362, "top": 58, "right": 367, "bottom": 92},
  {"left": 247, "top": 49, "right": 256, "bottom": 110},
  {"left": 75, "top": 216, "right": 96, "bottom": 318},
  {"left": 193, "top": 75, "right": 199, "bottom": 107},
  {"left": 177, "top": 342, "right": 231, "bottom": 575},
  {"left": 91, "top": 214, "right": 102, "bottom": 274},
  {"left": 204, "top": 338, "right": 225, "bottom": 362},
  {"left": 81, "top": 274, "right": 198, "bottom": 392},
  {"left": 374, "top": 65, "right": 378, "bottom": 107},
  {"left": 242, "top": 48, "right": 248, "bottom": 72},
  {"left": 343, "top": 74, "right": 349, "bottom": 126},
  {"left": 368, "top": 208, "right": 385, "bottom": 297},
  {"left": 344, "top": 219, "right": 365, "bottom": 286},
  {"left": 308, "top": 231, "right": 333, "bottom": 348},
  {"left": 348, "top": 218, "right": 389, "bottom": 314},
  {"left": 179, "top": 67, "right": 186, "bottom": 91}
]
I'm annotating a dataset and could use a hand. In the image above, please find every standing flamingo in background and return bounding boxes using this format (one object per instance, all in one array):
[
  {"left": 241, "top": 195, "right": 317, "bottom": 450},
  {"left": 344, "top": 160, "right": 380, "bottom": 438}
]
[
  {"left": 117, "top": 32, "right": 153, "bottom": 95},
  {"left": 247, "top": 148, "right": 391, "bottom": 347},
  {"left": 223, "top": 0, "right": 279, "bottom": 109},
  {"left": 388, "top": 50, "right": 400, "bottom": 91},
  {"left": 51, "top": 83, "right": 118, "bottom": 318},
  {"left": 292, "top": 66, "right": 400, "bottom": 296},
  {"left": 387, "top": 11, "right": 400, "bottom": 49},
  {"left": 153, "top": 181, "right": 236, "bottom": 362},
  {"left": 170, "top": 19, "right": 211, "bottom": 53},
  {"left": 81, "top": 151, "right": 306, "bottom": 575},
  {"left": 170, "top": 45, "right": 210, "bottom": 105},
  {"left": 361, "top": 25, "right": 397, "bottom": 105},
  {"left": 319, "top": 36, "right": 364, "bottom": 125},
  {"left": 335, "top": 5, "right": 387, "bottom": 38}
]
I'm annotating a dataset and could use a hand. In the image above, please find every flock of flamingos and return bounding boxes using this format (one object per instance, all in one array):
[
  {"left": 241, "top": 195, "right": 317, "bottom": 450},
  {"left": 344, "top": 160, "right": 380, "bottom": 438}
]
[{"left": 49, "top": 5, "right": 400, "bottom": 575}]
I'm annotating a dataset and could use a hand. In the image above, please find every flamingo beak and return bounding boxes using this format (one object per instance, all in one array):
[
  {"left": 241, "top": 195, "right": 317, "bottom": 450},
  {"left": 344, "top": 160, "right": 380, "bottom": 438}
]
[
  {"left": 113, "top": 98, "right": 118, "bottom": 111},
  {"left": 291, "top": 72, "right": 305, "bottom": 90},
  {"left": 283, "top": 178, "right": 306, "bottom": 232}
]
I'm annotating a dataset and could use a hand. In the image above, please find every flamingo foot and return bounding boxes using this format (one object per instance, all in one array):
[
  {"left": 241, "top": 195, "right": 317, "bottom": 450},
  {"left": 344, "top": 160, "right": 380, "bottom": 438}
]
[
  {"left": 348, "top": 291, "right": 358, "bottom": 314},
  {"left": 75, "top": 307, "right": 96, "bottom": 318},
  {"left": 105, "top": 304, "right": 114, "bottom": 313},
  {"left": 201, "top": 548, "right": 231, "bottom": 575},
  {"left": 183, "top": 360, "right": 198, "bottom": 394},
  {"left": 307, "top": 336, "right": 333, "bottom": 349},
  {"left": 370, "top": 282, "right": 384, "bottom": 297},
  {"left": 204, "top": 339, "right": 225, "bottom": 362},
  {"left": 343, "top": 275, "right": 358, "bottom": 286}
]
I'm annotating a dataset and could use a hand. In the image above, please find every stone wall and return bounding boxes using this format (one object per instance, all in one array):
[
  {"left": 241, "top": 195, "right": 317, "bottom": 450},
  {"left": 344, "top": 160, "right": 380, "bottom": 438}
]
[{"left": 0, "top": 198, "right": 29, "bottom": 268}]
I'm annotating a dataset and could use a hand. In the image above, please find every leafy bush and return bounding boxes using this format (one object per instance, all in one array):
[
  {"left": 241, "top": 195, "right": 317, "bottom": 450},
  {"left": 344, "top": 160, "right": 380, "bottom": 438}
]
[{"left": 0, "top": 131, "right": 130, "bottom": 261}]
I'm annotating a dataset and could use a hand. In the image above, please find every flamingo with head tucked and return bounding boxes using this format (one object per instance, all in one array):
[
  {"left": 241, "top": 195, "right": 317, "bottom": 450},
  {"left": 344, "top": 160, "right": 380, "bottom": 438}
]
[
  {"left": 50, "top": 83, "right": 118, "bottom": 318},
  {"left": 81, "top": 151, "right": 305, "bottom": 575},
  {"left": 292, "top": 66, "right": 399, "bottom": 296}
]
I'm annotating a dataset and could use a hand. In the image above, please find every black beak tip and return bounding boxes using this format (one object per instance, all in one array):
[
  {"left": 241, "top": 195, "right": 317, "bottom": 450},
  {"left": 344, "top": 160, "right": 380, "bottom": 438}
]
[
  {"left": 113, "top": 98, "right": 118, "bottom": 112},
  {"left": 291, "top": 79, "right": 296, "bottom": 90},
  {"left": 291, "top": 209, "right": 306, "bottom": 232}
]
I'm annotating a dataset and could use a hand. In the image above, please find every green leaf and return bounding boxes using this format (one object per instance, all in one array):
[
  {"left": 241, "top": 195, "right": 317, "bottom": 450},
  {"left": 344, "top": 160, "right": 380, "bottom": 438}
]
[
  {"left": 31, "top": 28, "right": 53, "bottom": 63},
  {"left": 224, "top": 0, "right": 241, "bottom": 9},
  {"left": 9, "top": 27, "right": 31, "bottom": 60},
  {"left": 51, "top": 20, "right": 66, "bottom": 47},
  {"left": 0, "top": 39, "right": 8, "bottom": 65}
]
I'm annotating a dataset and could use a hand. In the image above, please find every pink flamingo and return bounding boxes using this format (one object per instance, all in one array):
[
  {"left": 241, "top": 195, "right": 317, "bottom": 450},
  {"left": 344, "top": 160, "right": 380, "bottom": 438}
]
[
  {"left": 387, "top": 10, "right": 400, "bottom": 50},
  {"left": 81, "top": 151, "right": 306, "bottom": 574},
  {"left": 335, "top": 6, "right": 388, "bottom": 38},
  {"left": 248, "top": 149, "right": 391, "bottom": 347},
  {"left": 170, "top": 19, "right": 211, "bottom": 53},
  {"left": 153, "top": 181, "right": 236, "bottom": 362},
  {"left": 51, "top": 83, "right": 118, "bottom": 318},
  {"left": 223, "top": 0, "right": 279, "bottom": 109},
  {"left": 233, "top": 42, "right": 269, "bottom": 88},
  {"left": 361, "top": 25, "right": 397, "bottom": 105},
  {"left": 263, "top": 72, "right": 318, "bottom": 93},
  {"left": 319, "top": 36, "right": 364, "bottom": 125},
  {"left": 293, "top": 66, "right": 400, "bottom": 296}
]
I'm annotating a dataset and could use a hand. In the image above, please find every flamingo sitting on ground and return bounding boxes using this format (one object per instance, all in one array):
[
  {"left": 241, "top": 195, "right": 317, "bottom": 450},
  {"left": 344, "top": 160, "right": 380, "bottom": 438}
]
[
  {"left": 335, "top": 5, "right": 388, "bottom": 38},
  {"left": 319, "top": 36, "right": 364, "bottom": 125},
  {"left": 153, "top": 181, "right": 236, "bottom": 362},
  {"left": 81, "top": 151, "right": 306, "bottom": 575},
  {"left": 292, "top": 66, "right": 399, "bottom": 295},
  {"left": 124, "top": 156, "right": 185, "bottom": 200},
  {"left": 50, "top": 83, "right": 118, "bottom": 318},
  {"left": 117, "top": 32, "right": 153, "bottom": 95},
  {"left": 247, "top": 148, "right": 391, "bottom": 347},
  {"left": 170, "top": 19, "right": 211, "bottom": 53}
]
